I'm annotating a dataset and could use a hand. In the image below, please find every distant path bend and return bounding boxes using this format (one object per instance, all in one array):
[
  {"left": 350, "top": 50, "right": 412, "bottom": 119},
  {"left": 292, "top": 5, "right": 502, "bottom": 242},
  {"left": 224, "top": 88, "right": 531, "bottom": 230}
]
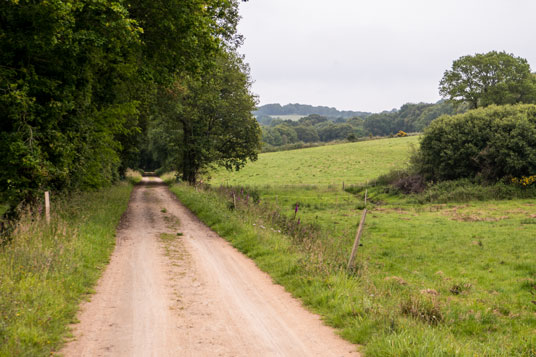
[{"left": 61, "top": 177, "right": 359, "bottom": 356}]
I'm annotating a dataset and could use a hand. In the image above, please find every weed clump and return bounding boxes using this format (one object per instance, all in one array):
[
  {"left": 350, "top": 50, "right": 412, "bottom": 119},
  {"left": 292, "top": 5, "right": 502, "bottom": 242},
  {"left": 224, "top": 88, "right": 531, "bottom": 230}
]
[
  {"left": 160, "top": 171, "right": 179, "bottom": 185},
  {"left": 400, "top": 295, "right": 443, "bottom": 325},
  {"left": 125, "top": 168, "right": 142, "bottom": 184}
]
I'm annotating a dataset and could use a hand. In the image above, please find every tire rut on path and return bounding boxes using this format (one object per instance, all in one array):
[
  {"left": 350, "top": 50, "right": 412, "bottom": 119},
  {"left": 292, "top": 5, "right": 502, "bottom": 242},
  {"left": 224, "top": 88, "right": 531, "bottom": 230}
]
[{"left": 60, "top": 177, "right": 359, "bottom": 356}]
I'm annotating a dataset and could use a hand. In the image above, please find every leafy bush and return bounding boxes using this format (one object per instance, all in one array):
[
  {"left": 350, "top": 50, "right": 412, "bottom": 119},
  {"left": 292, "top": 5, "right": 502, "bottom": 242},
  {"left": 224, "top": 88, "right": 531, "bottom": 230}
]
[{"left": 416, "top": 104, "right": 536, "bottom": 181}]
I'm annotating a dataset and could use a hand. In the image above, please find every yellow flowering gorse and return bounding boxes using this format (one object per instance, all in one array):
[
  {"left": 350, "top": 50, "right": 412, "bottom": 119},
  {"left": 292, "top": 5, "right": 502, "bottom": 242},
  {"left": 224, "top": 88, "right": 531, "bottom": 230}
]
[{"left": 511, "top": 175, "right": 536, "bottom": 187}]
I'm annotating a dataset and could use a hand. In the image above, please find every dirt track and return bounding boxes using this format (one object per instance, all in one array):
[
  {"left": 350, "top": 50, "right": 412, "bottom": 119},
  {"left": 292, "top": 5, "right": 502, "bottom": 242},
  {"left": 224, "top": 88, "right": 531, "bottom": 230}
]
[{"left": 61, "top": 177, "right": 359, "bottom": 356}]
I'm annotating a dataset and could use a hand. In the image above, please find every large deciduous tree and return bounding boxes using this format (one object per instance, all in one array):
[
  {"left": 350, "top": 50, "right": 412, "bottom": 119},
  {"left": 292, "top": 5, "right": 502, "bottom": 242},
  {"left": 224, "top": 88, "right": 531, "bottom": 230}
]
[
  {"left": 439, "top": 51, "right": 536, "bottom": 109},
  {"left": 154, "top": 50, "right": 261, "bottom": 184}
]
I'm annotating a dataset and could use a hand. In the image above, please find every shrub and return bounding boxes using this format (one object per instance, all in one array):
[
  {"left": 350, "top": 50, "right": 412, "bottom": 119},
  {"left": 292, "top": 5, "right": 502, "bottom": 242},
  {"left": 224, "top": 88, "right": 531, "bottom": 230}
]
[
  {"left": 392, "top": 173, "right": 426, "bottom": 194},
  {"left": 416, "top": 104, "right": 536, "bottom": 181}
]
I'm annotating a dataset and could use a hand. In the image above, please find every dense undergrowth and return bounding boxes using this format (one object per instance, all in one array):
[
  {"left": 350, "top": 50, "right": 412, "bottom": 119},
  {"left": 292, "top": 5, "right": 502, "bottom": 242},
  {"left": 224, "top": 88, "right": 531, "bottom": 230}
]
[
  {"left": 345, "top": 173, "right": 536, "bottom": 204},
  {"left": 170, "top": 182, "right": 536, "bottom": 356},
  {"left": 0, "top": 183, "right": 132, "bottom": 356}
]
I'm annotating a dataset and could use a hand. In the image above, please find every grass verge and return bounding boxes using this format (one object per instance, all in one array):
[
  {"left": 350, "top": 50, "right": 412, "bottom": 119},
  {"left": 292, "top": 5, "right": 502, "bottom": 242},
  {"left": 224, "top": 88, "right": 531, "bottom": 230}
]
[
  {"left": 160, "top": 171, "right": 178, "bottom": 185},
  {"left": 0, "top": 183, "right": 132, "bottom": 356},
  {"left": 125, "top": 168, "right": 142, "bottom": 184},
  {"left": 170, "top": 183, "right": 536, "bottom": 356}
]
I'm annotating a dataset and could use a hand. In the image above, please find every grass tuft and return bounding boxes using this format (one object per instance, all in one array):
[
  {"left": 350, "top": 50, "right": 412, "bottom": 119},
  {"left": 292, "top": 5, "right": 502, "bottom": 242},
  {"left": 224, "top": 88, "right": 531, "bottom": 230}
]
[
  {"left": 160, "top": 171, "right": 178, "bottom": 185},
  {"left": 125, "top": 168, "right": 142, "bottom": 184}
]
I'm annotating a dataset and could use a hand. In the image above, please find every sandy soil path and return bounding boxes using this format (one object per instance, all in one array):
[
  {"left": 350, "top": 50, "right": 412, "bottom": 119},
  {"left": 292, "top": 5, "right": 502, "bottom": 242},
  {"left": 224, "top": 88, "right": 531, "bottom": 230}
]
[{"left": 60, "top": 177, "right": 359, "bottom": 356}]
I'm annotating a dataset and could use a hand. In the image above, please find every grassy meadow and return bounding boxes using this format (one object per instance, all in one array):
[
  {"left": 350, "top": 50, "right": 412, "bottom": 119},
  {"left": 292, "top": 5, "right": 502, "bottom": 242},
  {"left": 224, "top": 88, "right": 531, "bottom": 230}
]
[
  {"left": 268, "top": 114, "right": 304, "bottom": 121},
  {"left": 210, "top": 135, "right": 418, "bottom": 186},
  {"left": 171, "top": 136, "right": 536, "bottom": 356},
  {"left": 0, "top": 183, "right": 132, "bottom": 356}
]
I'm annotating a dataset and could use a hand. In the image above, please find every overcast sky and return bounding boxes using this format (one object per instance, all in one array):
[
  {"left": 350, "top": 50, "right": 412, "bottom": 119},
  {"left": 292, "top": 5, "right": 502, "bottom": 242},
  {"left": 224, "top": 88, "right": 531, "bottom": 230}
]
[{"left": 237, "top": 0, "right": 536, "bottom": 113}]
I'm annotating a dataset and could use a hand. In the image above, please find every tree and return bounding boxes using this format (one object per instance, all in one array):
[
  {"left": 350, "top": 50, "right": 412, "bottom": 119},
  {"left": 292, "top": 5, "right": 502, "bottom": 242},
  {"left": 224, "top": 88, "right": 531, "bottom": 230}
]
[
  {"left": 298, "top": 114, "right": 328, "bottom": 126},
  {"left": 0, "top": 0, "right": 250, "bottom": 211},
  {"left": 272, "top": 124, "right": 298, "bottom": 145},
  {"left": 294, "top": 125, "right": 320, "bottom": 143},
  {"left": 0, "top": 0, "right": 141, "bottom": 207},
  {"left": 439, "top": 51, "right": 536, "bottom": 109},
  {"left": 158, "top": 51, "right": 260, "bottom": 184}
]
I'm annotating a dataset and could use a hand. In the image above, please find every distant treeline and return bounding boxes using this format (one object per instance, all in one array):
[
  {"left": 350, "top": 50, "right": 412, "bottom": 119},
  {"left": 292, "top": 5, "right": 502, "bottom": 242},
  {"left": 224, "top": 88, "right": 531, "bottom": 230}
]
[
  {"left": 255, "top": 103, "right": 371, "bottom": 119},
  {"left": 259, "top": 101, "right": 466, "bottom": 149}
]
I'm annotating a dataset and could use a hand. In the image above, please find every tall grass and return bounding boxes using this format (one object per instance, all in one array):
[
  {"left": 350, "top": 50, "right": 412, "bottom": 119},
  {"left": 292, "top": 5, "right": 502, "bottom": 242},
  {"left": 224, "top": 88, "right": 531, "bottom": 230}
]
[
  {"left": 125, "top": 168, "right": 142, "bottom": 184},
  {"left": 160, "top": 171, "right": 178, "bottom": 185},
  {"left": 0, "top": 183, "right": 132, "bottom": 356}
]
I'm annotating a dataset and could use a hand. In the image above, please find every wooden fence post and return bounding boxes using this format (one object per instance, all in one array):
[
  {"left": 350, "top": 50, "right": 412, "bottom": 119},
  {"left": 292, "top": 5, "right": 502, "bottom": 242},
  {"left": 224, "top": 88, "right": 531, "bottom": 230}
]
[
  {"left": 44, "top": 191, "right": 50, "bottom": 224},
  {"left": 364, "top": 189, "right": 368, "bottom": 207},
  {"left": 347, "top": 208, "right": 367, "bottom": 272}
]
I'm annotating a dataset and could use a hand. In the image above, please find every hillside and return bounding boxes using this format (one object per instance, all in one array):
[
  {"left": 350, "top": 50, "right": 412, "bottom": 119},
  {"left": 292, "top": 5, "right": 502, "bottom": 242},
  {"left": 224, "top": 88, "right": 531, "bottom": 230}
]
[
  {"left": 255, "top": 103, "right": 371, "bottom": 119},
  {"left": 209, "top": 136, "right": 418, "bottom": 186}
]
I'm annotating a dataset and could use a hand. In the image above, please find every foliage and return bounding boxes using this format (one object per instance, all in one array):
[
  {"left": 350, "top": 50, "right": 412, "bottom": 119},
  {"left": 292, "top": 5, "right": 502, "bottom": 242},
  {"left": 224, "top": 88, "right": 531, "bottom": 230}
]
[
  {"left": 257, "top": 101, "right": 459, "bottom": 149},
  {"left": 363, "top": 101, "right": 461, "bottom": 136},
  {"left": 0, "top": 0, "right": 251, "bottom": 208},
  {"left": 439, "top": 51, "right": 536, "bottom": 109},
  {"left": 0, "top": 183, "right": 131, "bottom": 356},
  {"left": 511, "top": 175, "right": 536, "bottom": 187},
  {"left": 0, "top": 0, "right": 141, "bottom": 209},
  {"left": 416, "top": 104, "right": 536, "bottom": 181},
  {"left": 150, "top": 50, "right": 261, "bottom": 184},
  {"left": 414, "top": 179, "right": 536, "bottom": 203}
]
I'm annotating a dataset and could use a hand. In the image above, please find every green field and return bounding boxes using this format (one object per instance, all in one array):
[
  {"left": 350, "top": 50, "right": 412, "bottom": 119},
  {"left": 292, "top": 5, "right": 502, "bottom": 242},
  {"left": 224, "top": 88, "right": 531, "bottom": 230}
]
[
  {"left": 210, "top": 136, "right": 418, "bottom": 186},
  {"left": 268, "top": 114, "right": 305, "bottom": 121},
  {"left": 190, "top": 136, "right": 536, "bottom": 356}
]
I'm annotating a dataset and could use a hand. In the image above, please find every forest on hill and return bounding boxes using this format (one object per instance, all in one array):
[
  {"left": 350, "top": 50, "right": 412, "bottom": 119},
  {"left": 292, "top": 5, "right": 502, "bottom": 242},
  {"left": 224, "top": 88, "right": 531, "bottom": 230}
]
[
  {"left": 258, "top": 100, "right": 464, "bottom": 150},
  {"left": 255, "top": 103, "right": 371, "bottom": 119}
]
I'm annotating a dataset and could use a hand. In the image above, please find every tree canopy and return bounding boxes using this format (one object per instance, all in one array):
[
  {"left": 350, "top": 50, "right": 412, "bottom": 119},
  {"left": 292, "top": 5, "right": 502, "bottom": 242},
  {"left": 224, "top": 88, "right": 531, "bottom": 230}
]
[
  {"left": 439, "top": 51, "right": 536, "bottom": 109},
  {"left": 0, "top": 0, "right": 260, "bottom": 211}
]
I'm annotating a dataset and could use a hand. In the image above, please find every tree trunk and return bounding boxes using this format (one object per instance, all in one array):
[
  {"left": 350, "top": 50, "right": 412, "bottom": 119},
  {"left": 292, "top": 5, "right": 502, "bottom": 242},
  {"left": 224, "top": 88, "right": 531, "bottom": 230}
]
[{"left": 180, "top": 122, "right": 198, "bottom": 185}]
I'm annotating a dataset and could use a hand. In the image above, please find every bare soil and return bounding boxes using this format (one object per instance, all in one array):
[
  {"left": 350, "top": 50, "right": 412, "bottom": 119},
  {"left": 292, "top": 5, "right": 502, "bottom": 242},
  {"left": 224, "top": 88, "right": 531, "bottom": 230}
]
[{"left": 60, "top": 177, "right": 359, "bottom": 356}]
